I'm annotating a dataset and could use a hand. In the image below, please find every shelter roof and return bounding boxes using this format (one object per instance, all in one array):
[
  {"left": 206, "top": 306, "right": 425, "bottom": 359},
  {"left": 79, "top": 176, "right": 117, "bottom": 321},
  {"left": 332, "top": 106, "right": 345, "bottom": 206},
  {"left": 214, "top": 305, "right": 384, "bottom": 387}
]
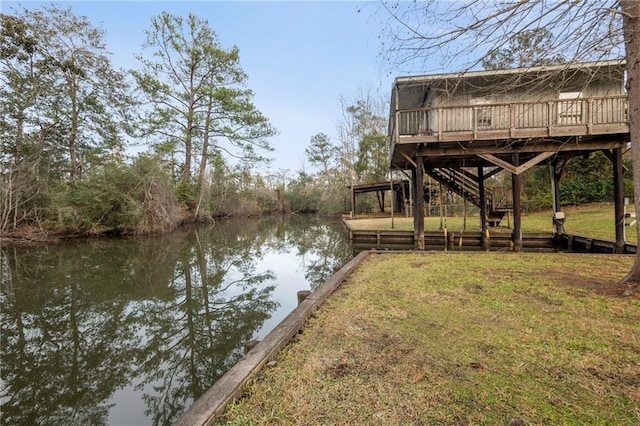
[{"left": 348, "top": 180, "right": 409, "bottom": 194}]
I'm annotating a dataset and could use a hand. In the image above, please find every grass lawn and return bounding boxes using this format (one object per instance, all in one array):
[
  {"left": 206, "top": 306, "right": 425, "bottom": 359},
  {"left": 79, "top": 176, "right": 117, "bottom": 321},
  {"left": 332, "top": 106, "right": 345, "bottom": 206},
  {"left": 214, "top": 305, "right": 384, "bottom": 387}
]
[
  {"left": 345, "top": 203, "right": 638, "bottom": 244},
  {"left": 220, "top": 253, "right": 639, "bottom": 425}
]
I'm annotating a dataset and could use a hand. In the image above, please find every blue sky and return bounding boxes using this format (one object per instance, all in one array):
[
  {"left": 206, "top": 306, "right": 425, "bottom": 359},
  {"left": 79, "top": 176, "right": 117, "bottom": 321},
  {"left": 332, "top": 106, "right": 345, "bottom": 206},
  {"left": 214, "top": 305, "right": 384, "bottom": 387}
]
[{"left": 3, "top": 1, "right": 395, "bottom": 175}]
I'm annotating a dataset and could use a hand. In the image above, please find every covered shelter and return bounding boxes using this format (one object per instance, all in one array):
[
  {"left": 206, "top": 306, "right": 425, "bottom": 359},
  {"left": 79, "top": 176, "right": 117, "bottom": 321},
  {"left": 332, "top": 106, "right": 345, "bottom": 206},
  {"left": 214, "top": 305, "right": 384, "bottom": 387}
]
[
  {"left": 348, "top": 180, "right": 410, "bottom": 218},
  {"left": 388, "top": 60, "right": 630, "bottom": 251}
]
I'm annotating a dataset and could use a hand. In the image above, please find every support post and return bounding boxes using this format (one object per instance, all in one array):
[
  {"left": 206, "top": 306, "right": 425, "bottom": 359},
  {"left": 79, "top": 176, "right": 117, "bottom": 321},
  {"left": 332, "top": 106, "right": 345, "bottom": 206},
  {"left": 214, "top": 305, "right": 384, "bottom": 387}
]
[
  {"left": 414, "top": 160, "right": 425, "bottom": 250},
  {"left": 511, "top": 153, "right": 522, "bottom": 251},
  {"left": 350, "top": 186, "right": 356, "bottom": 218},
  {"left": 408, "top": 174, "right": 413, "bottom": 219},
  {"left": 390, "top": 179, "right": 395, "bottom": 229},
  {"left": 551, "top": 163, "right": 562, "bottom": 213},
  {"left": 478, "top": 166, "right": 488, "bottom": 249},
  {"left": 439, "top": 181, "right": 444, "bottom": 230},
  {"left": 550, "top": 161, "right": 564, "bottom": 235},
  {"left": 613, "top": 148, "right": 625, "bottom": 253},
  {"left": 412, "top": 168, "right": 418, "bottom": 235}
]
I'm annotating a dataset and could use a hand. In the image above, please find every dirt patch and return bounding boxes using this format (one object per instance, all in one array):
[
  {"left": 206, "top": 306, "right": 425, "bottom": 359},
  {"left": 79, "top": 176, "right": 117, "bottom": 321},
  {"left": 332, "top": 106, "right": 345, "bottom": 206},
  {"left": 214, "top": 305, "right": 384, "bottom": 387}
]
[{"left": 536, "top": 268, "right": 640, "bottom": 299}]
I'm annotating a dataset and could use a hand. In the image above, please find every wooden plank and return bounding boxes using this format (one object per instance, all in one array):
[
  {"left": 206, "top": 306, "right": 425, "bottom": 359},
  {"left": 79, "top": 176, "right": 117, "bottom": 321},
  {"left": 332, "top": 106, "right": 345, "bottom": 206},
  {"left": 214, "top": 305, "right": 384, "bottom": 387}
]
[
  {"left": 172, "top": 250, "right": 371, "bottom": 426},
  {"left": 549, "top": 125, "right": 588, "bottom": 136},
  {"left": 398, "top": 150, "right": 417, "bottom": 168},
  {"left": 515, "top": 152, "right": 556, "bottom": 174},
  {"left": 477, "top": 154, "right": 518, "bottom": 174},
  {"left": 590, "top": 124, "right": 630, "bottom": 134},
  {"left": 416, "top": 139, "right": 626, "bottom": 157}
]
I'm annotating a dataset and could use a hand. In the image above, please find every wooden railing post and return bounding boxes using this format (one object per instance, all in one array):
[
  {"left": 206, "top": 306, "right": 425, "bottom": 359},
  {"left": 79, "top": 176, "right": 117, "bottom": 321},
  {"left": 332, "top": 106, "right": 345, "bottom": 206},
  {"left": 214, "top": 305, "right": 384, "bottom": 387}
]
[
  {"left": 509, "top": 104, "right": 515, "bottom": 137},
  {"left": 472, "top": 107, "right": 477, "bottom": 138}
]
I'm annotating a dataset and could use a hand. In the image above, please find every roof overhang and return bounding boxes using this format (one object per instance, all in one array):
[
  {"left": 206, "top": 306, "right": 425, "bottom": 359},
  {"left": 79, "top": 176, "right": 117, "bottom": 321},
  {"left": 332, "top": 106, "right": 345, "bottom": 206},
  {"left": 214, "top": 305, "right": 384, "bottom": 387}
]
[{"left": 393, "top": 59, "right": 627, "bottom": 88}]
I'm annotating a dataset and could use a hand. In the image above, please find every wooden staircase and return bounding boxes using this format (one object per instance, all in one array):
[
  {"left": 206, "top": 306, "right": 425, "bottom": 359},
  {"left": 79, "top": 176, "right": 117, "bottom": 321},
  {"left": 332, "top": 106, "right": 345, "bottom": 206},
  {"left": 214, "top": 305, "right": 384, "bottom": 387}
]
[{"left": 425, "top": 167, "right": 512, "bottom": 226}]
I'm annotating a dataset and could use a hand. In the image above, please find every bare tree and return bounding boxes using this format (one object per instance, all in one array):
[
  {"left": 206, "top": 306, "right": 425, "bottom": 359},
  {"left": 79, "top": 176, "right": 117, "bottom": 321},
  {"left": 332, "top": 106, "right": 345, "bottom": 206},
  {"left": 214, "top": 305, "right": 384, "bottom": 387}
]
[
  {"left": 335, "top": 89, "right": 387, "bottom": 185},
  {"left": 380, "top": 0, "right": 640, "bottom": 286},
  {"left": 621, "top": 0, "right": 640, "bottom": 285}
]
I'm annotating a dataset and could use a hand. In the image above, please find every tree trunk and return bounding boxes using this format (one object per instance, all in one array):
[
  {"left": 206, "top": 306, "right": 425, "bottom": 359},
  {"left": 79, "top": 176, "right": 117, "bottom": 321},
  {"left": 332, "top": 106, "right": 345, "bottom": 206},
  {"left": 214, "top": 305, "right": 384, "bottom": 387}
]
[
  {"left": 183, "top": 120, "right": 193, "bottom": 184},
  {"left": 621, "top": 0, "right": 640, "bottom": 285},
  {"left": 69, "top": 86, "right": 79, "bottom": 183},
  {"left": 195, "top": 106, "right": 213, "bottom": 219},
  {"left": 183, "top": 89, "right": 196, "bottom": 184}
]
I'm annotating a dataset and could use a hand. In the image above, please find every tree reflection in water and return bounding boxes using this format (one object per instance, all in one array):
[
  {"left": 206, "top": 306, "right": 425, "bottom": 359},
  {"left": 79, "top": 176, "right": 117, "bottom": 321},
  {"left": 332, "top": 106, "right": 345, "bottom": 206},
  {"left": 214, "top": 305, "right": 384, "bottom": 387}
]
[{"left": 0, "top": 215, "right": 349, "bottom": 425}]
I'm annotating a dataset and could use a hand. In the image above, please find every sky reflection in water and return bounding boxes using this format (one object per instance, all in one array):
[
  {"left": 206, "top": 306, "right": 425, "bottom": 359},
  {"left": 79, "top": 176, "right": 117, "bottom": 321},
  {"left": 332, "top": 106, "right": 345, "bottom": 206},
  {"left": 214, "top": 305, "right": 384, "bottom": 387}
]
[{"left": 0, "top": 215, "right": 350, "bottom": 425}]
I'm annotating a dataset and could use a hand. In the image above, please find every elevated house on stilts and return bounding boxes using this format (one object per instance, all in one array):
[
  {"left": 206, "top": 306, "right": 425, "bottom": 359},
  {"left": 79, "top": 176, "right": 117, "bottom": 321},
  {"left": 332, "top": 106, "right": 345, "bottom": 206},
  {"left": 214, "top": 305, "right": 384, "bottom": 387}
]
[{"left": 388, "top": 60, "right": 631, "bottom": 252}]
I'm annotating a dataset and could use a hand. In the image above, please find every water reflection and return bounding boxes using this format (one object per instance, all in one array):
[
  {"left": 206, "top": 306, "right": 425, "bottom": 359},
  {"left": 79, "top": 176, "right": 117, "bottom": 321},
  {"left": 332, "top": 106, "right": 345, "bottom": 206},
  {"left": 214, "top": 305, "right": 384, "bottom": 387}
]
[{"left": 1, "top": 215, "right": 349, "bottom": 425}]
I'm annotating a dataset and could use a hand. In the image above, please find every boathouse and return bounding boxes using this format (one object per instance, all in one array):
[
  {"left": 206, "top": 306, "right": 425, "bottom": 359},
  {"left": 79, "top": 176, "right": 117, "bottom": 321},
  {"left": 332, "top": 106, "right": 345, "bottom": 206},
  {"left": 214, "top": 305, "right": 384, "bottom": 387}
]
[{"left": 388, "top": 60, "right": 630, "bottom": 251}]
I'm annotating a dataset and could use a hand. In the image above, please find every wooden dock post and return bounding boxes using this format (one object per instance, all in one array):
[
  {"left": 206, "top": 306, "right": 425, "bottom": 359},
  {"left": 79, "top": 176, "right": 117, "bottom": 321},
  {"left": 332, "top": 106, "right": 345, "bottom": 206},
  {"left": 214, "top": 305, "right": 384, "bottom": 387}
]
[
  {"left": 415, "top": 157, "right": 424, "bottom": 250},
  {"left": 297, "top": 290, "right": 311, "bottom": 305},
  {"left": 414, "top": 159, "right": 425, "bottom": 250},
  {"left": 478, "top": 166, "right": 489, "bottom": 250},
  {"left": 244, "top": 340, "right": 259, "bottom": 354},
  {"left": 511, "top": 153, "right": 523, "bottom": 252}
]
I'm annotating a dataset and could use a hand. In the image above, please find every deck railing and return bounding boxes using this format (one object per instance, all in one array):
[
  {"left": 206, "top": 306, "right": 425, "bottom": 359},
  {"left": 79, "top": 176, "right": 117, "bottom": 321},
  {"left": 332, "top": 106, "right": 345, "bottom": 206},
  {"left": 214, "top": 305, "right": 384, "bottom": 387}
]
[{"left": 394, "top": 95, "right": 628, "bottom": 140}]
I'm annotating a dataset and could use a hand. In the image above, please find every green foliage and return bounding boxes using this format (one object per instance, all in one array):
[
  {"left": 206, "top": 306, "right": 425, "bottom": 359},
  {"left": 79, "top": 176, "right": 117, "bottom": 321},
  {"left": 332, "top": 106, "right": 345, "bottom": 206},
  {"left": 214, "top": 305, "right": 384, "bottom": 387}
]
[
  {"left": 51, "top": 156, "right": 178, "bottom": 234},
  {"left": 1, "top": 5, "right": 135, "bottom": 231},
  {"left": 305, "top": 133, "right": 335, "bottom": 178},
  {"left": 133, "top": 12, "right": 275, "bottom": 186},
  {"left": 355, "top": 132, "right": 388, "bottom": 183},
  {"left": 53, "top": 165, "right": 140, "bottom": 230},
  {"left": 561, "top": 153, "right": 615, "bottom": 205},
  {"left": 175, "top": 181, "right": 199, "bottom": 210},
  {"left": 285, "top": 172, "right": 321, "bottom": 214},
  {"left": 520, "top": 151, "right": 634, "bottom": 211}
]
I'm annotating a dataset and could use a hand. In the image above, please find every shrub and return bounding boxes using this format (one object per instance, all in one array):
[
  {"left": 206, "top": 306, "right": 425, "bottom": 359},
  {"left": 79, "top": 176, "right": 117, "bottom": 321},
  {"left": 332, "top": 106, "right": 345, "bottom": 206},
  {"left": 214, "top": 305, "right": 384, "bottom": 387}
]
[{"left": 50, "top": 156, "right": 178, "bottom": 234}]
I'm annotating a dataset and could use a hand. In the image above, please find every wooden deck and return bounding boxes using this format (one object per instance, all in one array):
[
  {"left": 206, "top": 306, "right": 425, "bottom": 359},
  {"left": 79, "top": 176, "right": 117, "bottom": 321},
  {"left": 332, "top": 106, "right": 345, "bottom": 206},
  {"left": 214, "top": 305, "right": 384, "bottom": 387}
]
[{"left": 390, "top": 95, "right": 629, "bottom": 170}]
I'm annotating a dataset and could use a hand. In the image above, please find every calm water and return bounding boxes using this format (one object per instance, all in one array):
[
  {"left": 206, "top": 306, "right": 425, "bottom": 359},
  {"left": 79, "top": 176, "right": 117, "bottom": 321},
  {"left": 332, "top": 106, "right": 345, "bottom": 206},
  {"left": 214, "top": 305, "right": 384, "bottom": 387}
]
[{"left": 0, "top": 215, "right": 350, "bottom": 425}]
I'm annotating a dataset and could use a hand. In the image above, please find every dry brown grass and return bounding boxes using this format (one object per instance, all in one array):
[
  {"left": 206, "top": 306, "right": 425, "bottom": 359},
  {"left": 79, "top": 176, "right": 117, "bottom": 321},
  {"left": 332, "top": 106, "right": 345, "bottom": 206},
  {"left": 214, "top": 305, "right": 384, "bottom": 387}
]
[{"left": 220, "top": 252, "right": 639, "bottom": 425}]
